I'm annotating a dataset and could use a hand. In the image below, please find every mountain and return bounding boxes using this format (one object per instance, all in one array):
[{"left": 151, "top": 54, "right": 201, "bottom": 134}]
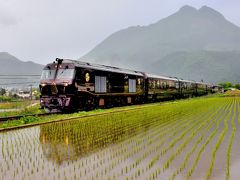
[
  {"left": 82, "top": 5, "right": 240, "bottom": 83},
  {"left": 0, "top": 52, "right": 43, "bottom": 88},
  {"left": 151, "top": 51, "right": 240, "bottom": 83}
]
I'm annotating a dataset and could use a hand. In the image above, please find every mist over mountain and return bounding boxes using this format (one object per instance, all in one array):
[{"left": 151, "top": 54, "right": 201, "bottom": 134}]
[
  {"left": 151, "top": 51, "right": 240, "bottom": 83},
  {"left": 0, "top": 52, "right": 43, "bottom": 87},
  {"left": 82, "top": 5, "right": 240, "bottom": 83}
]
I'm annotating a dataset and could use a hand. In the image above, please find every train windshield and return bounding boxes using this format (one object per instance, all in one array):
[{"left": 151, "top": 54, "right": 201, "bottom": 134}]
[
  {"left": 57, "top": 69, "right": 75, "bottom": 79},
  {"left": 41, "top": 69, "right": 75, "bottom": 80},
  {"left": 41, "top": 70, "right": 55, "bottom": 80}
]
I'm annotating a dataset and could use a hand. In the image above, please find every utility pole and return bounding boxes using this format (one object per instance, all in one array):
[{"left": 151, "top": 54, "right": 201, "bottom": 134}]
[{"left": 29, "top": 84, "right": 33, "bottom": 101}]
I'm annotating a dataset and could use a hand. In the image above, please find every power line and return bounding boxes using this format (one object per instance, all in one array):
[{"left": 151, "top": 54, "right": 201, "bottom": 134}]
[
  {"left": 0, "top": 75, "right": 41, "bottom": 77},
  {"left": 0, "top": 78, "right": 40, "bottom": 79},
  {"left": 0, "top": 82, "right": 39, "bottom": 86}
]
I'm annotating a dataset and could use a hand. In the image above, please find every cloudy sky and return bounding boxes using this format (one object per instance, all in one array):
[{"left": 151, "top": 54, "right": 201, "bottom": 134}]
[{"left": 0, "top": 0, "right": 239, "bottom": 65}]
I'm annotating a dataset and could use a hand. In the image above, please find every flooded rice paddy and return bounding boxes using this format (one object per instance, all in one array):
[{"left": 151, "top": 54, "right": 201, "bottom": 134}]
[{"left": 0, "top": 97, "right": 240, "bottom": 180}]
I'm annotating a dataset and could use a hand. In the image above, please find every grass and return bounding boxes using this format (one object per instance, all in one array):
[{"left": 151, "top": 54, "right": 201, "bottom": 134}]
[
  {"left": 0, "top": 100, "right": 36, "bottom": 109},
  {"left": 0, "top": 96, "right": 213, "bottom": 129},
  {"left": 0, "top": 96, "right": 17, "bottom": 102},
  {"left": 0, "top": 100, "right": 41, "bottom": 117}
]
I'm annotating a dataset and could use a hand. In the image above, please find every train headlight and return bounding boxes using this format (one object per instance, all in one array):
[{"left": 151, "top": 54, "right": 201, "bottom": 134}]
[
  {"left": 41, "top": 83, "right": 46, "bottom": 87},
  {"left": 63, "top": 83, "right": 68, "bottom": 86}
]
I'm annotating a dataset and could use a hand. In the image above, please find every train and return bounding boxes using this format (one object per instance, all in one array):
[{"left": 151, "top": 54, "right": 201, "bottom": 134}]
[{"left": 39, "top": 58, "right": 220, "bottom": 112}]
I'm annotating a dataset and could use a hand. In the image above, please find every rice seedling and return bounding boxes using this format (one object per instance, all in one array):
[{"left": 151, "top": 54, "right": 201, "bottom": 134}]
[
  {"left": 0, "top": 97, "right": 239, "bottom": 179},
  {"left": 186, "top": 99, "right": 232, "bottom": 179},
  {"left": 205, "top": 100, "right": 233, "bottom": 180},
  {"left": 225, "top": 99, "right": 237, "bottom": 180},
  {"left": 169, "top": 101, "right": 228, "bottom": 180}
]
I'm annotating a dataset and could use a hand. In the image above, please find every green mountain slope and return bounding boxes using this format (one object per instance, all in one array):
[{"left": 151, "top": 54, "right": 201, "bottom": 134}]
[
  {"left": 150, "top": 51, "right": 240, "bottom": 83},
  {"left": 82, "top": 5, "right": 240, "bottom": 83}
]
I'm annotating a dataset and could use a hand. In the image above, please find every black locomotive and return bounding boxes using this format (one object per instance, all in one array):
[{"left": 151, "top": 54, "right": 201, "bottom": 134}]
[{"left": 39, "top": 58, "right": 217, "bottom": 112}]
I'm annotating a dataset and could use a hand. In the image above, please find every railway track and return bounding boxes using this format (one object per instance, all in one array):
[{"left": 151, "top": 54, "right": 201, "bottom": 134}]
[
  {"left": 0, "top": 100, "right": 188, "bottom": 132},
  {"left": 0, "top": 101, "right": 163, "bottom": 123}
]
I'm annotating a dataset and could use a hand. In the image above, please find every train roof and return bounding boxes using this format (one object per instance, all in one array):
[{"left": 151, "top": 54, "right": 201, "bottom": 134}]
[
  {"left": 195, "top": 81, "right": 208, "bottom": 85},
  {"left": 57, "top": 59, "right": 144, "bottom": 77},
  {"left": 48, "top": 59, "right": 213, "bottom": 85},
  {"left": 145, "top": 73, "right": 178, "bottom": 81},
  {"left": 180, "top": 79, "right": 196, "bottom": 83}
]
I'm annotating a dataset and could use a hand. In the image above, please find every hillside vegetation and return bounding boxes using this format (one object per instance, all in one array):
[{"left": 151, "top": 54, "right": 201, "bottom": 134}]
[{"left": 82, "top": 5, "right": 240, "bottom": 83}]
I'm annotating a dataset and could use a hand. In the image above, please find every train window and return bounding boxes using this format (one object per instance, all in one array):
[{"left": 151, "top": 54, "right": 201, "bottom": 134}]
[
  {"left": 169, "top": 81, "right": 174, "bottom": 88},
  {"left": 163, "top": 82, "right": 167, "bottom": 89},
  {"left": 160, "top": 82, "right": 164, "bottom": 89},
  {"left": 139, "top": 78, "right": 144, "bottom": 86},
  {"left": 166, "top": 81, "right": 169, "bottom": 88},
  {"left": 175, "top": 82, "right": 179, "bottom": 89},
  {"left": 95, "top": 76, "right": 106, "bottom": 93},
  {"left": 182, "top": 83, "right": 186, "bottom": 89},
  {"left": 137, "top": 78, "right": 141, "bottom": 85},
  {"left": 157, "top": 80, "right": 160, "bottom": 88},
  {"left": 109, "top": 73, "right": 125, "bottom": 93},
  {"left": 129, "top": 79, "right": 136, "bottom": 93},
  {"left": 150, "top": 79, "right": 157, "bottom": 89},
  {"left": 153, "top": 80, "right": 156, "bottom": 88}
]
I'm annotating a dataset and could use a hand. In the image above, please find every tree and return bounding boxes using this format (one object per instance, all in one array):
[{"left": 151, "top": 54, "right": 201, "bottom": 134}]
[
  {"left": 235, "top": 84, "right": 240, "bottom": 90},
  {"left": 0, "top": 88, "right": 6, "bottom": 96},
  {"left": 218, "top": 82, "right": 233, "bottom": 89}
]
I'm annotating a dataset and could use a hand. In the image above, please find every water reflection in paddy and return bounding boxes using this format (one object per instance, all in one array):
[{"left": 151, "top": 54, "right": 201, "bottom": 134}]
[
  {"left": 1, "top": 98, "right": 239, "bottom": 180},
  {"left": 0, "top": 110, "right": 157, "bottom": 180}
]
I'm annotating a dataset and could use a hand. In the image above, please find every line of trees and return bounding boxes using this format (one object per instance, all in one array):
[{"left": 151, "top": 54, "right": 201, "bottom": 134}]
[{"left": 218, "top": 82, "right": 240, "bottom": 90}]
